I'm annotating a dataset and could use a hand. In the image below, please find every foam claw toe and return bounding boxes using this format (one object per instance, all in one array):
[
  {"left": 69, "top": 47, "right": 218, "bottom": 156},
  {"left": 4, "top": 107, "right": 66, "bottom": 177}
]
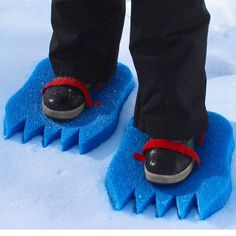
[
  {"left": 61, "top": 127, "right": 79, "bottom": 151},
  {"left": 43, "top": 125, "right": 61, "bottom": 147},
  {"left": 22, "top": 118, "right": 44, "bottom": 143},
  {"left": 106, "top": 177, "right": 135, "bottom": 211},
  {"left": 106, "top": 158, "right": 136, "bottom": 211},
  {"left": 155, "top": 191, "right": 175, "bottom": 217},
  {"left": 4, "top": 115, "right": 26, "bottom": 139},
  {"left": 135, "top": 189, "right": 155, "bottom": 214},
  {"left": 176, "top": 193, "right": 195, "bottom": 219}
]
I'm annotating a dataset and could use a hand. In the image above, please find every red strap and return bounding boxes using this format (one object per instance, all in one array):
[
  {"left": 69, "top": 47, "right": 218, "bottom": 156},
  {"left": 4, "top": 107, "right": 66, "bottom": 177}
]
[
  {"left": 198, "top": 134, "right": 205, "bottom": 146},
  {"left": 133, "top": 139, "right": 201, "bottom": 167},
  {"left": 42, "top": 77, "right": 101, "bottom": 107}
]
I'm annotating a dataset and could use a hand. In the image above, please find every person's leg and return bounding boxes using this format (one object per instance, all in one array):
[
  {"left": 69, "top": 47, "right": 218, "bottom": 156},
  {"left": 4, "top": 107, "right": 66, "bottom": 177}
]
[
  {"left": 130, "top": 0, "right": 210, "bottom": 140},
  {"left": 43, "top": 0, "right": 126, "bottom": 120},
  {"left": 130, "top": 0, "right": 210, "bottom": 184},
  {"left": 50, "top": 0, "right": 126, "bottom": 84}
]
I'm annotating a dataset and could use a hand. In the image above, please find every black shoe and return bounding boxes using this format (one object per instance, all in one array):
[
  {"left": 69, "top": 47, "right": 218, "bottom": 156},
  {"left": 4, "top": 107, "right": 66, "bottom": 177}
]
[
  {"left": 144, "top": 138, "right": 196, "bottom": 185},
  {"left": 42, "top": 77, "right": 92, "bottom": 120}
]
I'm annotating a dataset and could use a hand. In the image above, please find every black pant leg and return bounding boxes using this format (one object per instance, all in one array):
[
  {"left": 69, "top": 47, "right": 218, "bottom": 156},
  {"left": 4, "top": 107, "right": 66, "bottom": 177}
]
[
  {"left": 130, "top": 0, "right": 210, "bottom": 140},
  {"left": 49, "top": 0, "right": 126, "bottom": 83}
]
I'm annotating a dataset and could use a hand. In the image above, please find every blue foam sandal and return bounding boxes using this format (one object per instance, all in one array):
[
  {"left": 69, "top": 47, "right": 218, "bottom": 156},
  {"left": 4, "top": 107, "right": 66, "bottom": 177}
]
[
  {"left": 4, "top": 58, "right": 134, "bottom": 154},
  {"left": 106, "top": 112, "right": 235, "bottom": 220}
]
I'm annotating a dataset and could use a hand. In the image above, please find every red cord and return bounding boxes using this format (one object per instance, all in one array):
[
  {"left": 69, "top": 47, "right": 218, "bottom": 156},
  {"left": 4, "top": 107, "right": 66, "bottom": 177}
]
[
  {"left": 133, "top": 138, "right": 201, "bottom": 167},
  {"left": 42, "top": 77, "right": 101, "bottom": 107}
]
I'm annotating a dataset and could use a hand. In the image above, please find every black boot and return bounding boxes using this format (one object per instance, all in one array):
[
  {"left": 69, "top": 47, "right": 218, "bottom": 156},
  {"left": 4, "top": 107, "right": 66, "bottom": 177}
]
[
  {"left": 144, "top": 138, "right": 197, "bottom": 185},
  {"left": 42, "top": 77, "right": 94, "bottom": 120}
]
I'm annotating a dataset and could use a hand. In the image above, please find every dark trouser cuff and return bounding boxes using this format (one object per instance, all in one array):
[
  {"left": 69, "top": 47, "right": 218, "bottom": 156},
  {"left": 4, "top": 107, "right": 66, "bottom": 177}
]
[{"left": 134, "top": 108, "right": 209, "bottom": 140}]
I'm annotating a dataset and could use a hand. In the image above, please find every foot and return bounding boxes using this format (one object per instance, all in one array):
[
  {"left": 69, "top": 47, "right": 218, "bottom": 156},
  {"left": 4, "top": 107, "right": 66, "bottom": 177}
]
[
  {"left": 144, "top": 138, "right": 197, "bottom": 185},
  {"left": 42, "top": 77, "right": 94, "bottom": 120}
]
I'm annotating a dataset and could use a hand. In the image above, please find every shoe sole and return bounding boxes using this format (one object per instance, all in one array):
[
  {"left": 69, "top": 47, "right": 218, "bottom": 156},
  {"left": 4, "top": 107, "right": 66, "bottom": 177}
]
[
  {"left": 42, "top": 100, "right": 85, "bottom": 120},
  {"left": 144, "top": 161, "right": 194, "bottom": 185}
]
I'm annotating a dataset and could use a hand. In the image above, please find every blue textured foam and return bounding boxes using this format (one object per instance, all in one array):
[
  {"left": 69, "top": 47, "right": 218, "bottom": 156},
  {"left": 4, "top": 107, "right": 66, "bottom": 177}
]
[
  {"left": 4, "top": 58, "right": 134, "bottom": 154},
  {"left": 106, "top": 112, "right": 235, "bottom": 220}
]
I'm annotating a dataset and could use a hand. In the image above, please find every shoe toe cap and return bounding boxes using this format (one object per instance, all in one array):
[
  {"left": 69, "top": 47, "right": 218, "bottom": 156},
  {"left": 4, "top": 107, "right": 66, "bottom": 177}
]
[
  {"left": 43, "top": 86, "right": 85, "bottom": 111},
  {"left": 144, "top": 149, "right": 193, "bottom": 176}
]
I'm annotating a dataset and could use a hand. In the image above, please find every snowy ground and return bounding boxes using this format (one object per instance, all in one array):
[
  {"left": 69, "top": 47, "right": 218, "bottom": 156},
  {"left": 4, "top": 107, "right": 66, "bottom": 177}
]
[{"left": 0, "top": 0, "right": 236, "bottom": 229}]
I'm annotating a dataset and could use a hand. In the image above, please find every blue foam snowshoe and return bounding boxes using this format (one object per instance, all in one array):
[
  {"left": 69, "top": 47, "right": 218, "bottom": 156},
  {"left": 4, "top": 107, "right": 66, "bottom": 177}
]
[
  {"left": 4, "top": 58, "right": 134, "bottom": 154},
  {"left": 106, "top": 112, "right": 235, "bottom": 220}
]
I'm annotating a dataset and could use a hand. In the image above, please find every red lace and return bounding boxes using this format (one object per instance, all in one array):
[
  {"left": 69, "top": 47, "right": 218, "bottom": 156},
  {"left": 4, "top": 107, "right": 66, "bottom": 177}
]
[
  {"left": 133, "top": 137, "right": 203, "bottom": 167},
  {"left": 42, "top": 77, "right": 102, "bottom": 107}
]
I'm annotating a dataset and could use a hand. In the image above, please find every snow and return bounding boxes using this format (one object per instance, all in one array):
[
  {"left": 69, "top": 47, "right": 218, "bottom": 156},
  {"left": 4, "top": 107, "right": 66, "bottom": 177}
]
[{"left": 0, "top": 0, "right": 236, "bottom": 229}]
